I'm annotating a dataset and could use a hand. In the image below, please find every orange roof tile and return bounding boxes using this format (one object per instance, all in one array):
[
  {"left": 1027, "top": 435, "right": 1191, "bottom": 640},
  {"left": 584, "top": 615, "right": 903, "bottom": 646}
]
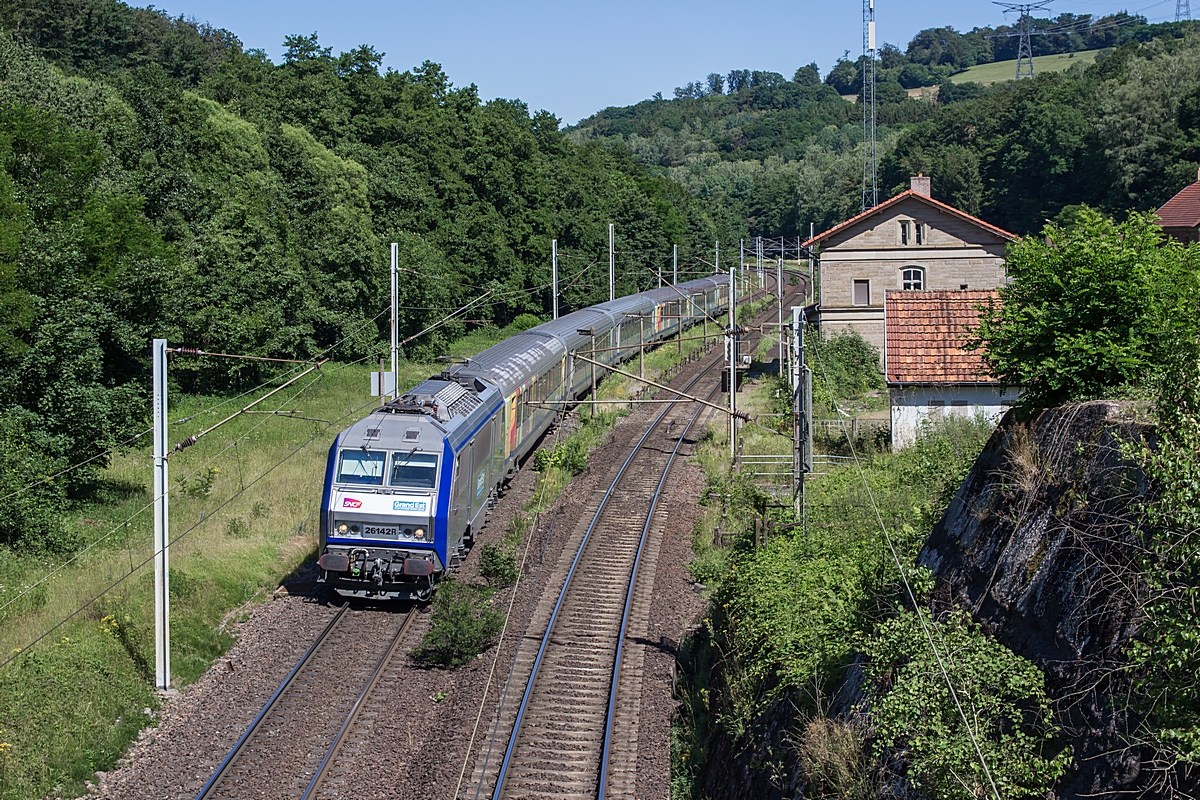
[
  {"left": 802, "top": 190, "right": 1016, "bottom": 247},
  {"left": 885, "top": 290, "right": 998, "bottom": 385},
  {"left": 1157, "top": 181, "right": 1200, "bottom": 229}
]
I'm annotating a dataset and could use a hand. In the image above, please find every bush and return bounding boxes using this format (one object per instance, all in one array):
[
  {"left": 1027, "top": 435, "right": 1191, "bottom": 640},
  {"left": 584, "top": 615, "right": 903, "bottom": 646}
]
[
  {"left": 479, "top": 542, "right": 518, "bottom": 588},
  {"left": 0, "top": 408, "right": 71, "bottom": 552},
  {"left": 532, "top": 437, "right": 587, "bottom": 475},
  {"left": 863, "top": 609, "right": 1068, "bottom": 800},
  {"left": 413, "top": 579, "right": 503, "bottom": 667},
  {"left": 807, "top": 330, "right": 884, "bottom": 414},
  {"left": 972, "top": 209, "right": 1200, "bottom": 406}
]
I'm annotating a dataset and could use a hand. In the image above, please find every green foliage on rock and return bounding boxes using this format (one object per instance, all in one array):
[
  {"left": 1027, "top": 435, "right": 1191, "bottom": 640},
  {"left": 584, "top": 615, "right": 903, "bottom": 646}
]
[
  {"left": 863, "top": 609, "right": 1068, "bottom": 800},
  {"left": 1127, "top": 311, "right": 1200, "bottom": 767}
]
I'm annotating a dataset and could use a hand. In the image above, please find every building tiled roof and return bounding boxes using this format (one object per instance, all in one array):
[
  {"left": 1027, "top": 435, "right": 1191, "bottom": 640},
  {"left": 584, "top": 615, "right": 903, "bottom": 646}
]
[
  {"left": 803, "top": 190, "right": 1016, "bottom": 247},
  {"left": 1157, "top": 181, "right": 1200, "bottom": 229},
  {"left": 885, "top": 290, "right": 998, "bottom": 385}
]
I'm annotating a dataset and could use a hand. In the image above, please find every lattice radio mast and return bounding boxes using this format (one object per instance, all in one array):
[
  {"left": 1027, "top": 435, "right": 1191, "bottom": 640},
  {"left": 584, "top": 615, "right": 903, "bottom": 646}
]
[
  {"left": 861, "top": 0, "right": 878, "bottom": 211},
  {"left": 1178, "top": 0, "right": 1191, "bottom": 22},
  {"left": 992, "top": 1, "right": 1051, "bottom": 79}
]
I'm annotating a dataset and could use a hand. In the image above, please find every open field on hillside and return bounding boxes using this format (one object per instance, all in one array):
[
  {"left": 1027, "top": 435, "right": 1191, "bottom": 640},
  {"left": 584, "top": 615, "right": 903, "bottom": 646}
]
[{"left": 947, "top": 49, "right": 1101, "bottom": 84}]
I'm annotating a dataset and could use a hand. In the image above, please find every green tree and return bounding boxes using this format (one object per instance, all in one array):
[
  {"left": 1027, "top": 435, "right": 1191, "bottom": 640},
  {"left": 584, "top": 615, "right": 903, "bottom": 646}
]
[
  {"left": 971, "top": 209, "right": 1200, "bottom": 405},
  {"left": 792, "top": 62, "right": 820, "bottom": 86},
  {"left": 824, "top": 58, "right": 859, "bottom": 94}
]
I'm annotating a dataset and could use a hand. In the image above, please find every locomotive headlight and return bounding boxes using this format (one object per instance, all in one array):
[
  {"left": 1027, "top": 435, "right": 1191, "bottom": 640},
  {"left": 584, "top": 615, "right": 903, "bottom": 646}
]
[
  {"left": 414, "top": 527, "right": 426, "bottom": 540},
  {"left": 337, "top": 523, "right": 348, "bottom": 534}
]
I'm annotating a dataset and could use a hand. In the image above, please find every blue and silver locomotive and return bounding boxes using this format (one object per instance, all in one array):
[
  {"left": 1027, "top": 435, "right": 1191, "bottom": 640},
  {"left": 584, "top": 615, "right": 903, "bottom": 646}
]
[{"left": 317, "top": 277, "right": 730, "bottom": 599}]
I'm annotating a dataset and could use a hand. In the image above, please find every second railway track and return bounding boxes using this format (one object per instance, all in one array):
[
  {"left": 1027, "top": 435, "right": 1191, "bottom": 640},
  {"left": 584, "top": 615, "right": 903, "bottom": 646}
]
[{"left": 475, "top": 289, "right": 794, "bottom": 800}]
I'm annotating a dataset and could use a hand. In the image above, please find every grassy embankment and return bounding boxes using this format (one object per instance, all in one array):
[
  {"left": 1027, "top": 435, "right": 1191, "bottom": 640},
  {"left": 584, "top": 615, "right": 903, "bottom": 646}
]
[
  {"left": 0, "top": 304, "right": 744, "bottom": 800},
  {"left": 947, "top": 49, "right": 1100, "bottom": 84},
  {"left": 671, "top": 335, "right": 1016, "bottom": 799},
  {"left": 0, "top": 316, "right": 557, "bottom": 800}
]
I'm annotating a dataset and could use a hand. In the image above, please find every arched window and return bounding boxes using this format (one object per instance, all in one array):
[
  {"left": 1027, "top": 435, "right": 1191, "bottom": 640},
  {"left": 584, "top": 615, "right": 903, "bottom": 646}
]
[{"left": 902, "top": 267, "right": 924, "bottom": 290}]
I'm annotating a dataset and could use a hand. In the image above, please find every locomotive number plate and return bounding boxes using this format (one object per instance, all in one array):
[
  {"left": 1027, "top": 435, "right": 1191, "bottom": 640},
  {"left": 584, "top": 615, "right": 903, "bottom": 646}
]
[{"left": 362, "top": 525, "right": 400, "bottom": 538}]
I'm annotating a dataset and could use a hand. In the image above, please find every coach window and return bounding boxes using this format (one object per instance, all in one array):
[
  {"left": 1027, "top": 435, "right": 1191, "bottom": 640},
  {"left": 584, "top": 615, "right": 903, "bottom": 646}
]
[
  {"left": 853, "top": 280, "right": 870, "bottom": 306},
  {"left": 902, "top": 267, "right": 924, "bottom": 290}
]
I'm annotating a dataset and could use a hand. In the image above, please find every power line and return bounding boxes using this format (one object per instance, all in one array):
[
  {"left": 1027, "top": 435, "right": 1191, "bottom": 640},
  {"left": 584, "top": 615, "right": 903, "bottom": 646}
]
[
  {"left": 0, "top": 369, "right": 331, "bottom": 620},
  {"left": 990, "top": 1, "right": 1055, "bottom": 79},
  {"left": 0, "top": 393, "right": 379, "bottom": 673}
]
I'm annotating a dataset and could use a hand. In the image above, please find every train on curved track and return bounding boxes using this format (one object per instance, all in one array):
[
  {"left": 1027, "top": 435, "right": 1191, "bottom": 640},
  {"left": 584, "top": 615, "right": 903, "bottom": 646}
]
[{"left": 317, "top": 276, "right": 731, "bottom": 600}]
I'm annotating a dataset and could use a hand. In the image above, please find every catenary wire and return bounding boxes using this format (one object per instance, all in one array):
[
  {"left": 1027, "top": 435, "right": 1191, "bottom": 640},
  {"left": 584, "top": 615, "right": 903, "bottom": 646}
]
[
  {"left": 0, "top": 369, "right": 330, "bottom": 619},
  {"left": 0, "top": 393, "right": 379, "bottom": 673}
]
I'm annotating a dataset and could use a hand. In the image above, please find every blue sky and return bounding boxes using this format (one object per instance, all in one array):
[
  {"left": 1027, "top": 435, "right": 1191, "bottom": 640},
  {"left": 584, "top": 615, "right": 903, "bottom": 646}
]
[{"left": 180, "top": 0, "right": 1179, "bottom": 124}]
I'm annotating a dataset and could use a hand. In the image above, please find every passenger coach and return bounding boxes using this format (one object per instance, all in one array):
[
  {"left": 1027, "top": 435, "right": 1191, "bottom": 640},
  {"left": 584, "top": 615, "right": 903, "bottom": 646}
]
[{"left": 317, "top": 277, "right": 729, "bottom": 599}]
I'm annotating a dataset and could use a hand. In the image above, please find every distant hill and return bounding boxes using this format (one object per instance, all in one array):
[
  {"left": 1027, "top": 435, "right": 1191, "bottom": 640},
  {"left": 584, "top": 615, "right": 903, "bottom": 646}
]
[
  {"left": 947, "top": 49, "right": 1101, "bottom": 85},
  {"left": 570, "top": 23, "right": 1200, "bottom": 242}
]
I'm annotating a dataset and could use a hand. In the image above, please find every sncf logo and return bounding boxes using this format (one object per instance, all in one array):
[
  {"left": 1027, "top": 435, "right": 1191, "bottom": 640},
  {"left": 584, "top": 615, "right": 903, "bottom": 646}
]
[{"left": 342, "top": 498, "right": 362, "bottom": 509}]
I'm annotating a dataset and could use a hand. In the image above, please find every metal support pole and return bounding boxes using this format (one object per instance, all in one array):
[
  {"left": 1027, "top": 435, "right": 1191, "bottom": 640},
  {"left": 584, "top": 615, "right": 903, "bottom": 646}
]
[
  {"left": 390, "top": 242, "right": 399, "bottom": 400},
  {"left": 729, "top": 255, "right": 737, "bottom": 465},
  {"left": 791, "top": 307, "right": 813, "bottom": 524},
  {"left": 809, "top": 223, "right": 816, "bottom": 306},
  {"left": 639, "top": 315, "right": 644, "bottom": 379},
  {"left": 152, "top": 338, "right": 170, "bottom": 690},
  {"left": 608, "top": 223, "right": 615, "bottom": 302},
  {"left": 552, "top": 239, "right": 559, "bottom": 320},
  {"left": 777, "top": 256, "right": 785, "bottom": 375},
  {"left": 673, "top": 244, "right": 678, "bottom": 286}
]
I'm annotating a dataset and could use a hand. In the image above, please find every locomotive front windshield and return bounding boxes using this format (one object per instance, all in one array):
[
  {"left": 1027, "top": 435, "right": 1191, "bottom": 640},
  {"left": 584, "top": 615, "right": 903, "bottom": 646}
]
[
  {"left": 390, "top": 452, "right": 439, "bottom": 489},
  {"left": 336, "top": 450, "right": 386, "bottom": 485}
]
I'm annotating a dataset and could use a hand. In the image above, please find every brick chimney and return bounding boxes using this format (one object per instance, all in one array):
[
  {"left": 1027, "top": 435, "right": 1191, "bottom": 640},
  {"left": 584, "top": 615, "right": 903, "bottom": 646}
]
[{"left": 910, "top": 173, "right": 931, "bottom": 197}]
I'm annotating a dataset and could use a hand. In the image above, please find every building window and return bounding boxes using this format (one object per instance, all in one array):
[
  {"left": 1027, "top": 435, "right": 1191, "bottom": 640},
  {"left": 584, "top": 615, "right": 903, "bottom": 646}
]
[
  {"left": 960, "top": 283, "right": 969, "bottom": 290},
  {"left": 899, "top": 221, "right": 909, "bottom": 245},
  {"left": 853, "top": 280, "right": 870, "bottom": 306},
  {"left": 914, "top": 222, "right": 924, "bottom": 245},
  {"left": 902, "top": 267, "right": 924, "bottom": 290}
]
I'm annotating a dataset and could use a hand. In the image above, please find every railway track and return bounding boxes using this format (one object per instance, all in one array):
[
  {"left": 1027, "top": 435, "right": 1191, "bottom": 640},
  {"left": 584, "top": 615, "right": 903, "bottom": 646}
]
[
  {"left": 194, "top": 284, "right": 796, "bottom": 800},
  {"left": 194, "top": 604, "right": 415, "bottom": 800},
  {"left": 474, "top": 289, "right": 792, "bottom": 800}
]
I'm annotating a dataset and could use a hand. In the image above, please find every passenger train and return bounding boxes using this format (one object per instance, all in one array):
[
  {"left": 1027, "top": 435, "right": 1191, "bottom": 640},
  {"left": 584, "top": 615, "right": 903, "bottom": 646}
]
[{"left": 317, "top": 277, "right": 730, "bottom": 599}]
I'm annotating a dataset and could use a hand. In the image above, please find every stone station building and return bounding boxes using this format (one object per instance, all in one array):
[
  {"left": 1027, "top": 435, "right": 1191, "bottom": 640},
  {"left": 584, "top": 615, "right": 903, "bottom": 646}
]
[{"left": 803, "top": 175, "right": 1015, "bottom": 359}]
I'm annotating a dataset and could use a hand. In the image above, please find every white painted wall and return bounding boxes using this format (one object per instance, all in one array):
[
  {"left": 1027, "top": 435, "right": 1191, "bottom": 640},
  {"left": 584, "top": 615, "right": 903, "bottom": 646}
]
[{"left": 889, "top": 384, "right": 1020, "bottom": 449}]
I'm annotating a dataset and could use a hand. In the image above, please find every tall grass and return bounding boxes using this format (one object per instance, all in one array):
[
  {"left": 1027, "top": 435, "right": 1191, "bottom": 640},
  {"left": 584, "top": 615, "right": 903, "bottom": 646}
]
[{"left": 0, "top": 335, "right": 523, "bottom": 799}]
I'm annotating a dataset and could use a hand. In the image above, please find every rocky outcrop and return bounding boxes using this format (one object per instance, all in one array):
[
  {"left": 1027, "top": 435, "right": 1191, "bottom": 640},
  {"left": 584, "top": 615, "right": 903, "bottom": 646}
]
[{"left": 920, "top": 401, "right": 1153, "bottom": 798}]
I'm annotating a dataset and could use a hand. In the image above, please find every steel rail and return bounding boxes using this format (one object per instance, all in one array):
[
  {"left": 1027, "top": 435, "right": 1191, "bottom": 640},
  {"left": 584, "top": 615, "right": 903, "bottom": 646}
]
[
  {"left": 597, "top": 376, "right": 717, "bottom": 799},
  {"left": 300, "top": 608, "right": 419, "bottom": 800},
  {"left": 491, "top": 351, "right": 724, "bottom": 798},
  {"left": 194, "top": 603, "right": 349, "bottom": 800}
]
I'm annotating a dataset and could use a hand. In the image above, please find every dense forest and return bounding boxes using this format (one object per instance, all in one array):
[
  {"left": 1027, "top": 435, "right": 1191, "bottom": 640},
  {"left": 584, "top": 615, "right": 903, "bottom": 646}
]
[
  {"left": 0, "top": 0, "right": 743, "bottom": 551},
  {"left": 571, "top": 17, "right": 1200, "bottom": 240}
]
